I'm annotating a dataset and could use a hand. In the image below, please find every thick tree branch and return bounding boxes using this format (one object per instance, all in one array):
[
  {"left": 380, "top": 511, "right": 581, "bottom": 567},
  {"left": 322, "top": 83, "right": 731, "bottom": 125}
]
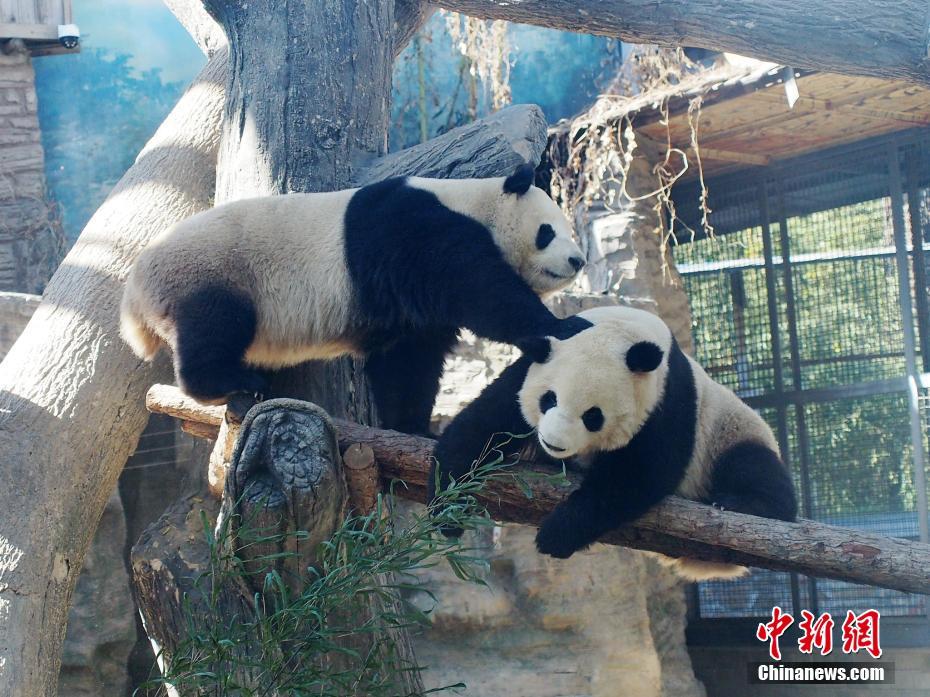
[
  {"left": 147, "top": 385, "right": 930, "bottom": 596},
  {"left": 0, "top": 52, "right": 228, "bottom": 697},
  {"left": 163, "top": 0, "right": 227, "bottom": 56},
  {"left": 434, "top": 0, "right": 930, "bottom": 85}
]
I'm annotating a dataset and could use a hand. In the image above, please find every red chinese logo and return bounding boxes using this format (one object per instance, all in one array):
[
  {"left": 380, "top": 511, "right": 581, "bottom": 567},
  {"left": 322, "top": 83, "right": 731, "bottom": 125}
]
[
  {"left": 756, "top": 607, "right": 882, "bottom": 660},
  {"left": 841, "top": 609, "right": 882, "bottom": 659},
  {"left": 798, "top": 610, "right": 834, "bottom": 655},
  {"left": 756, "top": 606, "right": 794, "bottom": 660}
]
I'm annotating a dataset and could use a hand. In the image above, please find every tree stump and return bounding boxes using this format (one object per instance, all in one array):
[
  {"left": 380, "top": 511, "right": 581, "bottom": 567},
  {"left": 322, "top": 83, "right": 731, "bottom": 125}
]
[{"left": 133, "top": 399, "right": 424, "bottom": 695}]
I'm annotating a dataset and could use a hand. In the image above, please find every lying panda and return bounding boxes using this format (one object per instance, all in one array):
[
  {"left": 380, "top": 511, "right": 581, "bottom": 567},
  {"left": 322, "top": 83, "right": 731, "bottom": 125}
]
[
  {"left": 431, "top": 305, "right": 797, "bottom": 580},
  {"left": 120, "top": 164, "right": 590, "bottom": 432}
]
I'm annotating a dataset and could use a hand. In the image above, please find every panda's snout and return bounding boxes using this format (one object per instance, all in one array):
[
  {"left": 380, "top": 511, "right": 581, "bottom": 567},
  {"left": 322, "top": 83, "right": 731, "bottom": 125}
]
[
  {"left": 541, "top": 438, "right": 567, "bottom": 454},
  {"left": 569, "top": 256, "right": 585, "bottom": 272}
]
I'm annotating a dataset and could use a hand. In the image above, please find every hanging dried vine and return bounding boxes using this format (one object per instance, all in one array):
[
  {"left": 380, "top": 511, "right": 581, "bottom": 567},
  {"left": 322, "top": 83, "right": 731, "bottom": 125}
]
[
  {"left": 545, "top": 46, "right": 717, "bottom": 256},
  {"left": 443, "top": 11, "right": 512, "bottom": 114}
]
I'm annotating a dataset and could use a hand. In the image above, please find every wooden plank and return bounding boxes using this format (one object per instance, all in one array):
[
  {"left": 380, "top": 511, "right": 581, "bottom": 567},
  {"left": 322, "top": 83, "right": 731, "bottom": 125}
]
[
  {"left": 1, "top": 1, "right": 67, "bottom": 27},
  {"left": 754, "top": 93, "right": 930, "bottom": 126},
  {"left": 38, "top": 0, "right": 65, "bottom": 25},
  {"left": 26, "top": 42, "right": 79, "bottom": 57},
  {"left": 695, "top": 147, "right": 770, "bottom": 166},
  {"left": 0, "top": 21, "right": 56, "bottom": 41},
  {"left": 11, "top": 0, "right": 36, "bottom": 24}
]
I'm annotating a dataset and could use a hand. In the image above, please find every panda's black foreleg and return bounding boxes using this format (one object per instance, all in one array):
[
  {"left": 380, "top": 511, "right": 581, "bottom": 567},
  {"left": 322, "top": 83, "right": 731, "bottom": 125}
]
[
  {"left": 708, "top": 442, "right": 798, "bottom": 521},
  {"left": 535, "top": 454, "right": 674, "bottom": 559},
  {"left": 365, "top": 327, "right": 459, "bottom": 436},
  {"left": 453, "top": 262, "right": 592, "bottom": 344},
  {"left": 430, "top": 356, "right": 534, "bottom": 537},
  {"left": 173, "top": 285, "right": 268, "bottom": 407}
]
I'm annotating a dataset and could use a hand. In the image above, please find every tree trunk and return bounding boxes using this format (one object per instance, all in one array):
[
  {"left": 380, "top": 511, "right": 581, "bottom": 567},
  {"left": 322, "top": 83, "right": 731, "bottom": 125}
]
[
  {"left": 433, "top": 0, "right": 930, "bottom": 86},
  {"left": 204, "top": 1, "right": 410, "bottom": 683},
  {"left": 164, "top": 0, "right": 227, "bottom": 55},
  {"left": 0, "top": 51, "right": 227, "bottom": 697}
]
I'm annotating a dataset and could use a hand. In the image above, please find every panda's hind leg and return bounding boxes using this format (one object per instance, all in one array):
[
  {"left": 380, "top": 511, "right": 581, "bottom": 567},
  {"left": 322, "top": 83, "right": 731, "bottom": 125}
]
[
  {"left": 708, "top": 442, "right": 798, "bottom": 522},
  {"left": 173, "top": 285, "right": 268, "bottom": 408}
]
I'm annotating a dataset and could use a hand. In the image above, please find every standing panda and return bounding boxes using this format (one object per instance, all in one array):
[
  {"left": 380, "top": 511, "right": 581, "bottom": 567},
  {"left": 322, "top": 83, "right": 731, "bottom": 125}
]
[
  {"left": 431, "top": 305, "right": 797, "bottom": 580},
  {"left": 120, "top": 164, "right": 590, "bottom": 432}
]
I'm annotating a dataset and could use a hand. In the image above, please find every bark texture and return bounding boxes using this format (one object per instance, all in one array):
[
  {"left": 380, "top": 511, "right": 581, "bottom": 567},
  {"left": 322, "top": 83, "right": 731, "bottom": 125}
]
[
  {"left": 433, "top": 0, "right": 930, "bottom": 85},
  {"left": 0, "top": 51, "right": 228, "bottom": 696},
  {"left": 147, "top": 384, "right": 930, "bottom": 596},
  {"left": 203, "top": 0, "right": 396, "bottom": 202}
]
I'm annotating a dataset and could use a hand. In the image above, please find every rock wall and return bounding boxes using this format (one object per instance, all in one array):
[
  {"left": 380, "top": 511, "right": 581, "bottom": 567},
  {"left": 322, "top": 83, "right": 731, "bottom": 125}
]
[
  {"left": 412, "top": 136, "right": 704, "bottom": 697},
  {"left": 0, "top": 45, "right": 65, "bottom": 294}
]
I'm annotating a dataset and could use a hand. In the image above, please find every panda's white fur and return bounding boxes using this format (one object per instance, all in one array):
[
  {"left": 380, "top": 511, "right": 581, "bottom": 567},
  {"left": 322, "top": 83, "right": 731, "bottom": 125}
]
[
  {"left": 122, "top": 189, "right": 358, "bottom": 365},
  {"left": 121, "top": 175, "right": 581, "bottom": 367},
  {"left": 518, "top": 305, "right": 786, "bottom": 581}
]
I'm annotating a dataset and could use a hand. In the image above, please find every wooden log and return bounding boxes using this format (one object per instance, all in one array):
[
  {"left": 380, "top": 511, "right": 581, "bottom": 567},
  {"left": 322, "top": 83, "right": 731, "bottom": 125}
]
[
  {"left": 433, "top": 0, "right": 930, "bottom": 87},
  {"left": 147, "top": 384, "right": 930, "bottom": 596},
  {"left": 219, "top": 399, "right": 348, "bottom": 596}
]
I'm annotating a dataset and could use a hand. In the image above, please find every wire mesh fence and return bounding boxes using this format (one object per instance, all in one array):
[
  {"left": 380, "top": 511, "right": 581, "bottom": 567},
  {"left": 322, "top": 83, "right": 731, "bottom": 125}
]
[{"left": 673, "top": 130, "right": 930, "bottom": 621}]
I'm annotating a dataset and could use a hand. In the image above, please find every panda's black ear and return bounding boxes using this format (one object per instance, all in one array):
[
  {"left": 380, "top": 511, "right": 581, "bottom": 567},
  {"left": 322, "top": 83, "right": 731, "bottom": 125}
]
[
  {"left": 518, "top": 336, "right": 553, "bottom": 363},
  {"left": 503, "top": 163, "right": 535, "bottom": 196},
  {"left": 626, "top": 341, "right": 663, "bottom": 373}
]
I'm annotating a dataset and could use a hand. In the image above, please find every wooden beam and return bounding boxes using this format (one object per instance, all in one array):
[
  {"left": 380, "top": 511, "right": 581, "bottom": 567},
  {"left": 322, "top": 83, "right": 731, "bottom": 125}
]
[
  {"left": 146, "top": 384, "right": 930, "bottom": 596},
  {"left": 432, "top": 0, "right": 930, "bottom": 86},
  {"left": 692, "top": 146, "right": 770, "bottom": 167},
  {"left": 687, "top": 80, "right": 914, "bottom": 148},
  {"left": 754, "top": 93, "right": 930, "bottom": 127},
  {"left": 0, "top": 22, "right": 56, "bottom": 41}
]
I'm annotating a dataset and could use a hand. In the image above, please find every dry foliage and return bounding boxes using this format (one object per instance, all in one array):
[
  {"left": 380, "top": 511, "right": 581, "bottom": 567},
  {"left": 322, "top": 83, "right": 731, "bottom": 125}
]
[
  {"left": 443, "top": 11, "right": 512, "bottom": 116},
  {"left": 546, "top": 46, "right": 716, "bottom": 261}
]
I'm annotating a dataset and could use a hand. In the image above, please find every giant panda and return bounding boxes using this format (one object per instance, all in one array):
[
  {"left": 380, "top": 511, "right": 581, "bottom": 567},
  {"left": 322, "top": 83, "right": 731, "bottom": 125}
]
[
  {"left": 120, "top": 164, "right": 591, "bottom": 432},
  {"left": 430, "top": 305, "right": 797, "bottom": 580}
]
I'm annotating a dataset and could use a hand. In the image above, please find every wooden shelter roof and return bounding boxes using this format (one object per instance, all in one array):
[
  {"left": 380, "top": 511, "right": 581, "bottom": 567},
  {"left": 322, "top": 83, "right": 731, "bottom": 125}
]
[{"left": 577, "top": 60, "right": 930, "bottom": 181}]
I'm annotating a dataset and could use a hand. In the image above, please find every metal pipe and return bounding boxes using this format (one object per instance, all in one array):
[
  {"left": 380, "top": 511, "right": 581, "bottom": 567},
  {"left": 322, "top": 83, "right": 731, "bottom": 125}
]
[{"left": 887, "top": 141, "right": 930, "bottom": 547}]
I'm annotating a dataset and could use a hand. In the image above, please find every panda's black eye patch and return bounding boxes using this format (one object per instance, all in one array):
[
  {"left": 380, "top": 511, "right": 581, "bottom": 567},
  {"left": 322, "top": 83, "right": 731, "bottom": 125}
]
[
  {"left": 582, "top": 407, "right": 604, "bottom": 432},
  {"left": 536, "top": 224, "right": 556, "bottom": 250},
  {"left": 539, "top": 390, "right": 557, "bottom": 413}
]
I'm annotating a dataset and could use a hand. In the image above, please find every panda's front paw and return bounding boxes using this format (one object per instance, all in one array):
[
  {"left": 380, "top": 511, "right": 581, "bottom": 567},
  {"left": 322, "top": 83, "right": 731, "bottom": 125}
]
[
  {"left": 535, "top": 511, "right": 591, "bottom": 559},
  {"left": 551, "top": 315, "right": 593, "bottom": 341},
  {"left": 535, "top": 523, "right": 585, "bottom": 559},
  {"left": 711, "top": 494, "right": 749, "bottom": 514}
]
